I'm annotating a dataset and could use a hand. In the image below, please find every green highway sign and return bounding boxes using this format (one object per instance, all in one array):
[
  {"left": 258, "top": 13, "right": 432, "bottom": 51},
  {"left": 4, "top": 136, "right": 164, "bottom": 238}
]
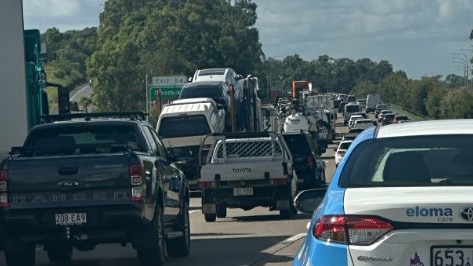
[{"left": 149, "top": 86, "right": 182, "bottom": 101}]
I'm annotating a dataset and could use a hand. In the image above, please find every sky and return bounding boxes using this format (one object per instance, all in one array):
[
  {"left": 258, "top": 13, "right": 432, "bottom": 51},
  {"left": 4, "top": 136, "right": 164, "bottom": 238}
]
[{"left": 22, "top": 0, "right": 473, "bottom": 80}]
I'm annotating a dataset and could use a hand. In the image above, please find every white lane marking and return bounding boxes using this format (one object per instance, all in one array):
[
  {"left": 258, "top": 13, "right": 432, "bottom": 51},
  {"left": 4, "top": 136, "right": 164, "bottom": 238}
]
[{"left": 282, "top": 233, "right": 307, "bottom": 244}]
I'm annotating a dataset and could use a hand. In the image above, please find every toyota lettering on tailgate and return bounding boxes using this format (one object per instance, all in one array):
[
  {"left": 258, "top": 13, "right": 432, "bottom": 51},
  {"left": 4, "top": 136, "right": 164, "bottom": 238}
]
[{"left": 232, "top": 168, "right": 251, "bottom": 173}]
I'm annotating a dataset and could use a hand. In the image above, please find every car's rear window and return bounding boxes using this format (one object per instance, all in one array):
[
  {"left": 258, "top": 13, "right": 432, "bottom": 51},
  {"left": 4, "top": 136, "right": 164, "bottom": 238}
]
[
  {"left": 339, "top": 135, "right": 473, "bottom": 187},
  {"left": 339, "top": 142, "right": 352, "bottom": 149},
  {"left": 23, "top": 124, "right": 145, "bottom": 155},
  {"left": 282, "top": 135, "right": 311, "bottom": 154},
  {"left": 158, "top": 115, "right": 211, "bottom": 137},
  {"left": 179, "top": 84, "right": 222, "bottom": 99}
]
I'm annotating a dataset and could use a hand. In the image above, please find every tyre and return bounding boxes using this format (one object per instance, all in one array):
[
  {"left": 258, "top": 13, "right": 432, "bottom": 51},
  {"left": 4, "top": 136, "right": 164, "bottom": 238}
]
[
  {"left": 291, "top": 202, "right": 298, "bottom": 215},
  {"left": 137, "top": 204, "right": 166, "bottom": 266},
  {"left": 167, "top": 200, "right": 190, "bottom": 257},
  {"left": 279, "top": 209, "right": 291, "bottom": 219},
  {"left": 204, "top": 213, "right": 216, "bottom": 222},
  {"left": 5, "top": 243, "right": 35, "bottom": 266},
  {"left": 46, "top": 241, "right": 73, "bottom": 263},
  {"left": 216, "top": 204, "right": 227, "bottom": 218}
]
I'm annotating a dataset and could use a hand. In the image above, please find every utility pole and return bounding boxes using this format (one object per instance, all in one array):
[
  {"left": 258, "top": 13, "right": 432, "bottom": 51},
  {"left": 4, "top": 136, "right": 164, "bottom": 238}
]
[{"left": 452, "top": 53, "right": 469, "bottom": 90}]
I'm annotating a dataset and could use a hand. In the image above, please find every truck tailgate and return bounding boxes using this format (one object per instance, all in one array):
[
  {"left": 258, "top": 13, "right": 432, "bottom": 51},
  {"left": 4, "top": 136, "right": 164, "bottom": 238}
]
[
  {"left": 6, "top": 154, "right": 131, "bottom": 209},
  {"left": 200, "top": 160, "right": 288, "bottom": 182}
]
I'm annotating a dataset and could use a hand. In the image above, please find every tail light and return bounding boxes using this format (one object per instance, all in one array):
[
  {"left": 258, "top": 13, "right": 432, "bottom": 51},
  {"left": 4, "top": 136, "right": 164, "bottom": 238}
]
[
  {"left": 0, "top": 170, "right": 9, "bottom": 207},
  {"left": 337, "top": 150, "right": 346, "bottom": 156},
  {"left": 306, "top": 155, "right": 314, "bottom": 168},
  {"left": 270, "top": 178, "right": 287, "bottom": 185},
  {"left": 313, "top": 215, "right": 393, "bottom": 245},
  {"left": 129, "top": 163, "right": 144, "bottom": 202},
  {"left": 199, "top": 181, "right": 215, "bottom": 189},
  {"left": 203, "top": 144, "right": 212, "bottom": 150}
]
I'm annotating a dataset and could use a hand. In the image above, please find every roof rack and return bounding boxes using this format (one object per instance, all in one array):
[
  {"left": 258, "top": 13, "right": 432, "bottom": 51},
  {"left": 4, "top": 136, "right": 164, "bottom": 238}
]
[{"left": 40, "top": 112, "right": 148, "bottom": 123}]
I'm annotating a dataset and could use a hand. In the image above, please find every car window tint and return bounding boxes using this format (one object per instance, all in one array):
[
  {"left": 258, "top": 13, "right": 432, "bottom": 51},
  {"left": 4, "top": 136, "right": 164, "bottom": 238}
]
[
  {"left": 339, "top": 135, "right": 473, "bottom": 187},
  {"left": 180, "top": 84, "right": 222, "bottom": 98}
]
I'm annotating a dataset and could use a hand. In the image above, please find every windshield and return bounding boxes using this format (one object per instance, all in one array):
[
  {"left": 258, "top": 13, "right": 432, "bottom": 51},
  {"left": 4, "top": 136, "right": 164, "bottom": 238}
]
[
  {"left": 339, "top": 135, "right": 473, "bottom": 187},
  {"left": 158, "top": 115, "right": 211, "bottom": 138}
]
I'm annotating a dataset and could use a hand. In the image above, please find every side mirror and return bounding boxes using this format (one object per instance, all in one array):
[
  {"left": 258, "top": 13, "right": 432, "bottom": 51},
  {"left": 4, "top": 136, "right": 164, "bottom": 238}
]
[
  {"left": 155, "top": 157, "right": 170, "bottom": 167},
  {"left": 294, "top": 188, "right": 327, "bottom": 214}
]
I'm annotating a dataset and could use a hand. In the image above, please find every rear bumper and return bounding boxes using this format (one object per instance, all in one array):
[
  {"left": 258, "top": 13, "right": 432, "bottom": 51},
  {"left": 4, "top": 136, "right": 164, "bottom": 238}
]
[
  {"left": 0, "top": 204, "right": 149, "bottom": 243},
  {"left": 201, "top": 185, "right": 291, "bottom": 211}
]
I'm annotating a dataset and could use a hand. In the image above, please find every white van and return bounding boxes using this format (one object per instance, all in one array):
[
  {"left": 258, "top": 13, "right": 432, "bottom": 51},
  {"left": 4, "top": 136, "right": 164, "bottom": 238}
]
[
  {"left": 343, "top": 103, "right": 361, "bottom": 126},
  {"left": 191, "top": 68, "right": 239, "bottom": 88},
  {"left": 366, "top": 94, "right": 381, "bottom": 113}
]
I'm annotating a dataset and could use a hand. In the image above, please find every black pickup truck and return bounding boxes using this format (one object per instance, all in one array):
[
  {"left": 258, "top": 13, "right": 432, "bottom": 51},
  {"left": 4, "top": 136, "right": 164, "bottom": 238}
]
[{"left": 0, "top": 112, "right": 190, "bottom": 266}]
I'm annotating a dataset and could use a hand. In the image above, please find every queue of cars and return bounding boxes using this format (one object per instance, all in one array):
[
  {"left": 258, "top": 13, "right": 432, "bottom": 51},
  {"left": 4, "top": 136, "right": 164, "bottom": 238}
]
[{"left": 293, "top": 119, "right": 473, "bottom": 266}]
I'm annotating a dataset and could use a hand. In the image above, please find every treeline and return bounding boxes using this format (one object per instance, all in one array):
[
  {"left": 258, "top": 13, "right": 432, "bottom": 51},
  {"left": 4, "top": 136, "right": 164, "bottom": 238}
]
[
  {"left": 263, "top": 55, "right": 473, "bottom": 119},
  {"left": 40, "top": 0, "right": 473, "bottom": 120},
  {"left": 42, "top": 27, "right": 97, "bottom": 89}
]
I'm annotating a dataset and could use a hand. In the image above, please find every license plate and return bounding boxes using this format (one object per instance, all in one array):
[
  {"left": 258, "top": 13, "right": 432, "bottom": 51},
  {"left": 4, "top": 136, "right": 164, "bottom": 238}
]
[
  {"left": 233, "top": 187, "right": 253, "bottom": 196},
  {"left": 55, "top": 213, "right": 87, "bottom": 225},
  {"left": 431, "top": 246, "right": 473, "bottom": 266}
]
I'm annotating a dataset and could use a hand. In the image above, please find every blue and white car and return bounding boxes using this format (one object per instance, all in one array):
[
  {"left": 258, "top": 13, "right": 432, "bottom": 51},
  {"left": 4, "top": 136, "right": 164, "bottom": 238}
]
[{"left": 293, "top": 119, "right": 473, "bottom": 266}]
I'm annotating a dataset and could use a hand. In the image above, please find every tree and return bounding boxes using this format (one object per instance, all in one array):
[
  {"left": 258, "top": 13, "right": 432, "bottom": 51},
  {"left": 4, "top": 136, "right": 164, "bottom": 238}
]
[{"left": 88, "top": 0, "right": 264, "bottom": 112}]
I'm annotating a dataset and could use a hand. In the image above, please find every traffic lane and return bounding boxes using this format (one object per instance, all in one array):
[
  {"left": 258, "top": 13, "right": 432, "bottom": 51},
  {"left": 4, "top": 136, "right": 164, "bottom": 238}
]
[
  {"left": 12, "top": 207, "right": 311, "bottom": 266},
  {"left": 70, "top": 84, "right": 92, "bottom": 102},
  {"left": 184, "top": 207, "right": 311, "bottom": 266}
]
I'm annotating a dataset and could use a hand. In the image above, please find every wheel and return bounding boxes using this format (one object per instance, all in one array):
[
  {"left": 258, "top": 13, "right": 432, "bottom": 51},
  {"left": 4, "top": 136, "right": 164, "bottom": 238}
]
[
  {"left": 5, "top": 243, "right": 35, "bottom": 266},
  {"left": 216, "top": 204, "right": 227, "bottom": 218},
  {"left": 291, "top": 201, "right": 298, "bottom": 215},
  {"left": 279, "top": 209, "right": 291, "bottom": 219},
  {"left": 46, "top": 241, "right": 73, "bottom": 263},
  {"left": 204, "top": 213, "right": 216, "bottom": 222},
  {"left": 167, "top": 200, "right": 191, "bottom": 257},
  {"left": 137, "top": 204, "right": 166, "bottom": 266}
]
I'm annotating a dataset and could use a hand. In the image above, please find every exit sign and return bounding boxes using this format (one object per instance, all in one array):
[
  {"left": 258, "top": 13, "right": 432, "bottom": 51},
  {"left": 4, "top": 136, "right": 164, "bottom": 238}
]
[{"left": 151, "top": 75, "right": 187, "bottom": 87}]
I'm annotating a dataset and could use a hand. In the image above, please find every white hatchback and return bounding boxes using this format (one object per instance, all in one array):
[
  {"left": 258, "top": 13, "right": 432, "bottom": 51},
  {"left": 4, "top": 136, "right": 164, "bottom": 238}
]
[{"left": 334, "top": 140, "right": 352, "bottom": 167}]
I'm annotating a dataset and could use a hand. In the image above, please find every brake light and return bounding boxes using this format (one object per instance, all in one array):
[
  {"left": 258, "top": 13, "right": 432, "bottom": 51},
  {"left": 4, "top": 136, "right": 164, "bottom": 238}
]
[
  {"left": 313, "top": 215, "right": 393, "bottom": 245},
  {"left": 337, "top": 150, "right": 346, "bottom": 156},
  {"left": 199, "top": 181, "right": 215, "bottom": 189},
  {"left": 129, "top": 163, "right": 144, "bottom": 202},
  {"left": 270, "top": 178, "right": 287, "bottom": 185},
  {"left": 203, "top": 144, "right": 212, "bottom": 150},
  {"left": 0, "top": 170, "right": 9, "bottom": 207},
  {"left": 130, "top": 164, "right": 143, "bottom": 177}
]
